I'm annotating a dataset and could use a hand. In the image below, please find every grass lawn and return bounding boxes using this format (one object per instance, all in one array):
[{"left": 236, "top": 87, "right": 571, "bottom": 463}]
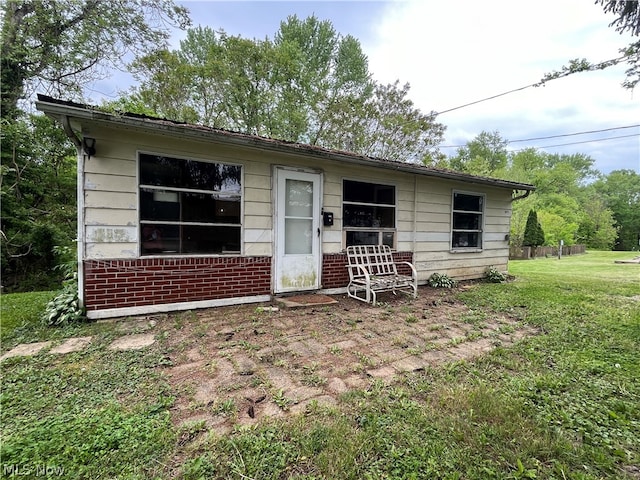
[{"left": 1, "top": 250, "right": 638, "bottom": 479}]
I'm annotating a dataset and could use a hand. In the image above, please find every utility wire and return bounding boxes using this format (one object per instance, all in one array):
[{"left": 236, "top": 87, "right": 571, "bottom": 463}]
[
  {"left": 507, "top": 124, "right": 640, "bottom": 143},
  {"left": 440, "top": 124, "right": 640, "bottom": 148},
  {"left": 434, "top": 54, "right": 629, "bottom": 116},
  {"left": 435, "top": 84, "right": 535, "bottom": 116},
  {"left": 510, "top": 133, "right": 640, "bottom": 151}
]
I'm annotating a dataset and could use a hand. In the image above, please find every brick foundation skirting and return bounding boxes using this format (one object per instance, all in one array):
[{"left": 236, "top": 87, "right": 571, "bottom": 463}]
[
  {"left": 83, "top": 256, "right": 271, "bottom": 311},
  {"left": 83, "top": 251, "right": 414, "bottom": 311},
  {"left": 321, "top": 251, "right": 414, "bottom": 289}
]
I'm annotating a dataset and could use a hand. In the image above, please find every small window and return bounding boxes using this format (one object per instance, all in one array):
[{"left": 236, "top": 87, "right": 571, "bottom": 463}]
[
  {"left": 343, "top": 180, "right": 396, "bottom": 247},
  {"left": 451, "top": 192, "right": 484, "bottom": 249},
  {"left": 139, "top": 154, "right": 241, "bottom": 255}
]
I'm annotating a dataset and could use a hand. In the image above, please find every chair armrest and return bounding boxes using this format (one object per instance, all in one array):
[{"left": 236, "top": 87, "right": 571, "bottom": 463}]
[
  {"left": 355, "top": 264, "right": 372, "bottom": 282},
  {"left": 399, "top": 261, "right": 418, "bottom": 280}
]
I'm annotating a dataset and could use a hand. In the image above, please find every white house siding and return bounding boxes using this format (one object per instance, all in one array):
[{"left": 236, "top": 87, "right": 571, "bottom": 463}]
[
  {"left": 79, "top": 123, "right": 514, "bottom": 282},
  {"left": 413, "top": 179, "right": 513, "bottom": 281},
  {"left": 81, "top": 126, "right": 279, "bottom": 259},
  {"left": 318, "top": 163, "right": 513, "bottom": 282},
  {"left": 82, "top": 127, "right": 138, "bottom": 259},
  {"left": 319, "top": 163, "right": 416, "bottom": 254}
]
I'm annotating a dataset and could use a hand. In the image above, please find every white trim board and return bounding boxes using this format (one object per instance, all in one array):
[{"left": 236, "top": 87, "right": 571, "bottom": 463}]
[{"left": 86, "top": 294, "right": 272, "bottom": 320}]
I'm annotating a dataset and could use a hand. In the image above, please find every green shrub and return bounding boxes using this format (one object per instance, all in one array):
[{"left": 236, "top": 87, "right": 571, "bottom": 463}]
[
  {"left": 428, "top": 272, "right": 458, "bottom": 288},
  {"left": 41, "top": 280, "right": 86, "bottom": 326},
  {"left": 484, "top": 266, "right": 507, "bottom": 283},
  {"left": 41, "top": 245, "right": 86, "bottom": 326},
  {"left": 523, "top": 209, "right": 545, "bottom": 247}
]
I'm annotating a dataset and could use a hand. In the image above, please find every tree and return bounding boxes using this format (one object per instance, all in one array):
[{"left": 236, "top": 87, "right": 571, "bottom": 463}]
[
  {"left": 318, "top": 80, "right": 445, "bottom": 162},
  {"left": 0, "top": 0, "right": 190, "bottom": 119},
  {"left": 523, "top": 210, "right": 545, "bottom": 247},
  {"left": 498, "top": 147, "right": 616, "bottom": 249},
  {"left": 126, "top": 16, "right": 445, "bottom": 161},
  {"left": 593, "top": 169, "right": 640, "bottom": 250},
  {"left": 538, "top": 211, "right": 577, "bottom": 246},
  {"left": 0, "top": 0, "right": 190, "bottom": 291},
  {"left": 539, "top": 1, "right": 639, "bottom": 89},
  {"left": 274, "top": 15, "right": 371, "bottom": 145},
  {"left": 446, "top": 131, "right": 508, "bottom": 177},
  {"left": 1, "top": 113, "right": 76, "bottom": 290},
  {"left": 600, "top": 0, "right": 640, "bottom": 36},
  {"left": 129, "top": 17, "right": 370, "bottom": 141},
  {"left": 576, "top": 195, "right": 619, "bottom": 249}
]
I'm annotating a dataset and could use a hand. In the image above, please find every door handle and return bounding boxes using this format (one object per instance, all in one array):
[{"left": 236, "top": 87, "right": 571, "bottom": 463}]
[{"left": 317, "top": 228, "right": 320, "bottom": 237}]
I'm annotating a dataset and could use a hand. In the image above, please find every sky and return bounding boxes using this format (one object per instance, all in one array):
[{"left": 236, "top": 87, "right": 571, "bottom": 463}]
[{"left": 91, "top": 0, "right": 639, "bottom": 175}]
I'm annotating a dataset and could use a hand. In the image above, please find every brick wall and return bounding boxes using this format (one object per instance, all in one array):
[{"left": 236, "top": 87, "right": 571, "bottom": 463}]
[
  {"left": 83, "top": 256, "right": 271, "bottom": 311},
  {"left": 321, "top": 253, "right": 351, "bottom": 288},
  {"left": 321, "top": 251, "right": 414, "bottom": 289},
  {"left": 83, "top": 252, "right": 415, "bottom": 311}
]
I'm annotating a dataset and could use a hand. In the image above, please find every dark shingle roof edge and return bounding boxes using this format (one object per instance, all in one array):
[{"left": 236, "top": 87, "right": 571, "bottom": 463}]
[{"left": 35, "top": 94, "right": 535, "bottom": 192}]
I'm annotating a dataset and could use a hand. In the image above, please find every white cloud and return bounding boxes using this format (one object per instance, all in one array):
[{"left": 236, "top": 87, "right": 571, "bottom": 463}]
[
  {"left": 364, "top": 0, "right": 639, "bottom": 173},
  {"left": 84, "top": 0, "right": 638, "bottom": 173}
]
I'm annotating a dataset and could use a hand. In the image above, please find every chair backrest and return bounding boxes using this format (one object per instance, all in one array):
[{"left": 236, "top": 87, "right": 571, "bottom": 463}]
[{"left": 346, "top": 245, "right": 397, "bottom": 278}]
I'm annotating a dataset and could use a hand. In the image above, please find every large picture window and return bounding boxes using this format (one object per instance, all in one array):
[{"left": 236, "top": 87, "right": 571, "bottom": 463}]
[
  {"left": 451, "top": 191, "right": 484, "bottom": 249},
  {"left": 139, "top": 153, "right": 241, "bottom": 255},
  {"left": 343, "top": 180, "right": 396, "bottom": 247}
]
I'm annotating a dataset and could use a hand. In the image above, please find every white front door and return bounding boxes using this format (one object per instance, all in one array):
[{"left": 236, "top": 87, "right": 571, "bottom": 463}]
[{"left": 274, "top": 168, "right": 322, "bottom": 293}]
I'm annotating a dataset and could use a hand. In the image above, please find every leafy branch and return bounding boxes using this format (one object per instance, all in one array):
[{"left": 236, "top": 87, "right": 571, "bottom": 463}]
[{"left": 535, "top": 41, "right": 640, "bottom": 89}]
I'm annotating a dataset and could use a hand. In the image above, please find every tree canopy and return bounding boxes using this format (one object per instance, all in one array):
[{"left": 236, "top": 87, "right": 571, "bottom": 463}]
[
  {"left": 599, "top": 0, "right": 640, "bottom": 36},
  {"left": 124, "top": 16, "right": 445, "bottom": 162},
  {"left": 445, "top": 131, "right": 508, "bottom": 177},
  {"left": 1, "top": 113, "right": 77, "bottom": 289},
  {"left": 0, "top": 0, "right": 190, "bottom": 290},
  {"left": 539, "top": 1, "right": 640, "bottom": 89},
  {"left": 0, "top": 0, "right": 191, "bottom": 119},
  {"left": 591, "top": 169, "right": 640, "bottom": 250},
  {"left": 443, "top": 131, "right": 633, "bottom": 251}
]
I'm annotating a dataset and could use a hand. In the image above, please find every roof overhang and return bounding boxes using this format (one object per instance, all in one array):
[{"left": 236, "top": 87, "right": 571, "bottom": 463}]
[{"left": 36, "top": 95, "right": 535, "bottom": 192}]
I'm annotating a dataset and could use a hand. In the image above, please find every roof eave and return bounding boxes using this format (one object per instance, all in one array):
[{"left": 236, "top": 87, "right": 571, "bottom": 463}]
[{"left": 35, "top": 98, "right": 536, "bottom": 192}]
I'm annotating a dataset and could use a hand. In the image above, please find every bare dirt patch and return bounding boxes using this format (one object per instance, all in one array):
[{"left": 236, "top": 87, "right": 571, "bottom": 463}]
[{"left": 150, "top": 284, "right": 537, "bottom": 435}]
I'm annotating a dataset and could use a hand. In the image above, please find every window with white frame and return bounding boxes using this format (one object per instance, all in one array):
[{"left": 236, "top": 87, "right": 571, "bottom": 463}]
[
  {"left": 343, "top": 179, "right": 396, "bottom": 247},
  {"left": 451, "top": 191, "right": 484, "bottom": 249},
  {"left": 139, "top": 153, "right": 242, "bottom": 255}
]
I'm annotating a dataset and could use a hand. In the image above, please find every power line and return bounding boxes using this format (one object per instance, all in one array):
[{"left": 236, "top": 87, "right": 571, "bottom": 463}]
[
  {"left": 510, "top": 133, "right": 640, "bottom": 151},
  {"left": 507, "top": 124, "right": 640, "bottom": 143},
  {"left": 435, "top": 84, "right": 535, "bottom": 116},
  {"left": 434, "top": 54, "right": 628, "bottom": 116},
  {"left": 439, "top": 124, "right": 640, "bottom": 148}
]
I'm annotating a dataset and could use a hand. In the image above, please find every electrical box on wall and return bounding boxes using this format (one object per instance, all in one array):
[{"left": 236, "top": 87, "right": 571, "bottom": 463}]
[{"left": 323, "top": 211, "right": 334, "bottom": 226}]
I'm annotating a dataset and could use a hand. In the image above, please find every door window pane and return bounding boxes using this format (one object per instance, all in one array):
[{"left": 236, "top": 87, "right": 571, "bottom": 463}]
[
  {"left": 285, "top": 218, "right": 312, "bottom": 254},
  {"left": 285, "top": 179, "right": 313, "bottom": 217}
]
